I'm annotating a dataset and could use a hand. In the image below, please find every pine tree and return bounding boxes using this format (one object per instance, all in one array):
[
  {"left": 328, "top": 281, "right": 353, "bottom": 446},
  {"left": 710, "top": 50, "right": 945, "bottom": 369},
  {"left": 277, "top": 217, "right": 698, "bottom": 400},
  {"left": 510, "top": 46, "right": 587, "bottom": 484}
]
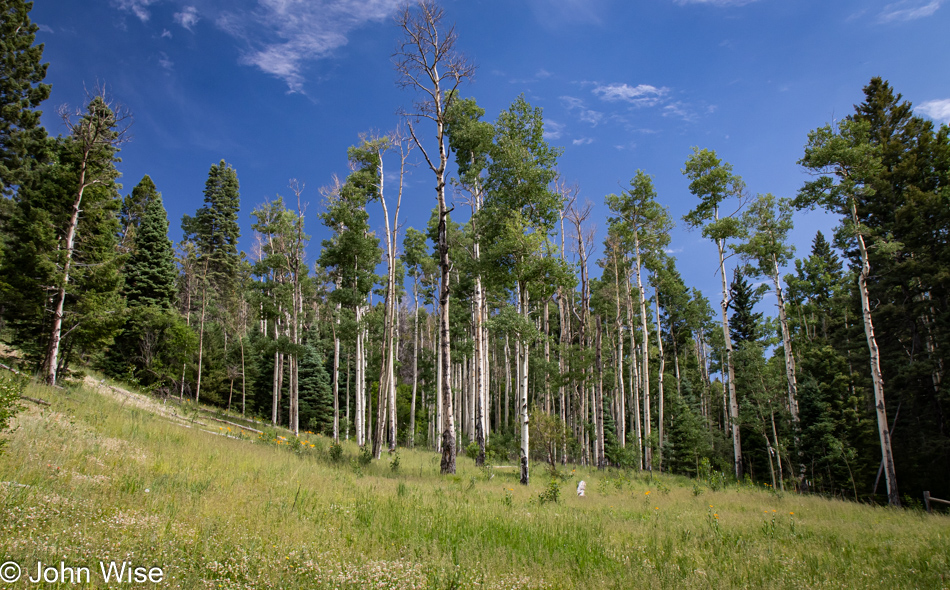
[
  {"left": 729, "top": 270, "right": 763, "bottom": 345},
  {"left": 125, "top": 179, "right": 177, "bottom": 309},
  {"left": 181, "top": 159, "right": 241, "bottom": 402},
  {"left": 0, "top": 0, "right": 50, "bottom": 194}
]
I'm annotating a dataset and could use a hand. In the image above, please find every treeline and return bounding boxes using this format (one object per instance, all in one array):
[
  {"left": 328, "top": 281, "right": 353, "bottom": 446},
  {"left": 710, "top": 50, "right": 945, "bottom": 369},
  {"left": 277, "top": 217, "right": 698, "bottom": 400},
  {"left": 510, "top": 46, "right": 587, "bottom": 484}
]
[{"left": 1, "top": 0, "right": 948, "bottom": 506}]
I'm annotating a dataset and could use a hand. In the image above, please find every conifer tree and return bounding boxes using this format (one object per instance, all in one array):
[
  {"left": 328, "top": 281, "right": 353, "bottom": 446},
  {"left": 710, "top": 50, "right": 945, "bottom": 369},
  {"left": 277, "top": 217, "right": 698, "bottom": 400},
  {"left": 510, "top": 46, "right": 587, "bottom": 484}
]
[
  {"left": 125, "top": 178, "right": 176, "bottom": 309},
  {"left": 0, "top": 0, "right": 50, "bottom": 194},
  {"left": 181, "top": 160, "right": 241, "bottom": 402}
]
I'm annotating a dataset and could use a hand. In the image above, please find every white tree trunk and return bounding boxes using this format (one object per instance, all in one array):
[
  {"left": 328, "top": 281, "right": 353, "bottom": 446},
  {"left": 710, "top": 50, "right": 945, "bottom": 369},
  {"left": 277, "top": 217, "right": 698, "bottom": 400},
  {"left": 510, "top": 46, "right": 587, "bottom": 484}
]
[
  {"left": 654, "top": 291, "right": 666, "bottom": 471},
  {"left": 634, "top": 238, "right": 652, "bottom": 470},
  {"left": 853, "top": 200, "right": 899, "bottom": 506},
  {"left": 717, "top": 235, "right": 742, "bottom": 479}
]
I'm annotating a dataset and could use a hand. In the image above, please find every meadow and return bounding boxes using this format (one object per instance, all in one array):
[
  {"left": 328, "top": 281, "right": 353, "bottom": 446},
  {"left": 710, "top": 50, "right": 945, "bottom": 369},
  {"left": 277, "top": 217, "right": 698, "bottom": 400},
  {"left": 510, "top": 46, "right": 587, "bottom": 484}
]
[{"left": 1, "top": 376, "right": 948, "bottom": 589}]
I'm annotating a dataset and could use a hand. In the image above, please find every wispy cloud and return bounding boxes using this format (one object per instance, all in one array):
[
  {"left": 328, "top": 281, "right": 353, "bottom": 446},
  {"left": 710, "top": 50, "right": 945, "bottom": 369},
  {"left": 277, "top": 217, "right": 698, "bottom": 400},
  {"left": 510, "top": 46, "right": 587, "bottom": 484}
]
[
  {"left": 161, "top": 28, "right": 172, "bottom": 38},
  {"left": 174, "top": 6, "right": 200, "bottom": 31},
  {"left": 593, "top": 83, "right": 669, "bottom": 106},
  {"left": 158, "top": 51, "right": 174, "bottom": 71},
  {"left": 662, "top": 101, "right": 694, "bottom": 121},
  {"left": 544, "top": 119, "right": 565, "bottom": 140},
  {"left": 878, "top": 0, "right": 942, "bottom": 22},
  {"left": 917, "top": 99, "right": 950, "bottom": 124},
  {"left": 560, "top": 96, "right": 604, "bottom": 126},
  {"left": 222, "top": 0, "right": 404, "bottom": 93},
  {"left": 673, "top": 0, "right": 759, "bottom": 6},
  {"left": 112, "top": 0, "right": 161, "bottom": 22},
  {"left": 572, "top": 137, "right": 594, "bottom": 146},
  {"left": 37, "top": 23, "right": 54, "bottom": 34},
  {"left": 112, "top": 0, "right": 404, "bottom": 93},
  {"left": 509, "top": 68, "right": 554, "bottom": 85}
]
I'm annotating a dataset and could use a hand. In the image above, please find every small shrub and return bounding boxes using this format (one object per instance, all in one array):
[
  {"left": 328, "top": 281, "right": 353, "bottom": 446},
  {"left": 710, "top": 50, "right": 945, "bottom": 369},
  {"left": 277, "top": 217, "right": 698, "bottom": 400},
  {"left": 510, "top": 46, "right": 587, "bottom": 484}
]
[
  {"left": 465, "top": 441, "right": 479, "bottom": 461},
  {"left": 289, "top": 436, "right": 303, "bottom": 453},
  {"left": 358, "top": 445, "right": 373, "bottom": 467},
  {"left": 328, "top": 441, "right": 343, "bottom": 463},
  {"left": 390, "top": 451, "right": 401, "bottom": 474},
  {"left": 538, "top": 479, "right": 561, "bottom": 504},
  {"left": 0, "top": 374, "right": 24, "bottom": 455}
]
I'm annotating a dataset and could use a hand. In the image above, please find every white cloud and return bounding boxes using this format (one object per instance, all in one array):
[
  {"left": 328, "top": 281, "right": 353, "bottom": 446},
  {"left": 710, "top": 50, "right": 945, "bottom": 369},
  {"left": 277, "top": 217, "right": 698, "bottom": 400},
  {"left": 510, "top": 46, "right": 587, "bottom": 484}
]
[
  {"left": 161, "top": 28, "right": 172, "bottom": 38},
  {"left": 878, "top": 0, "right": 942, "bottom": 22},
  {"left": 593, "top": 83, "right": 669, "bottom": 106},
  {"left": 544, "top": 119, "right": 565, "bottom": 140},
  {"left": 224, "top": 0, "right": 404, "bottom": 93},
  {"left": 509, "top": 68, "right": 555, "bottom": 85},
  {"left": 111, "top": 0, "right": 404, "bottom": 93},
  {"left": 560, "top": 95, "right": 604, "bottom": 126},
  {"left": 174, "top": 6, "right": 200, "bottom": 31},
  {"left": 572, "top": 137, "right": 594, "bottom": 146},
  {"left": 112, "top": 0, "right": 161, "bottom": 22},
  {"left": 917, "top": 99, "right": 950, "bottom": 124},
  {"left": 37, "top": 23, "right": 54, "bottom": 34},
  {"left": 662, "top": 102, "right": 694, "bottom": 121},
  {"left": 158, "top": 51, "right": 174, "bottom": 70}
]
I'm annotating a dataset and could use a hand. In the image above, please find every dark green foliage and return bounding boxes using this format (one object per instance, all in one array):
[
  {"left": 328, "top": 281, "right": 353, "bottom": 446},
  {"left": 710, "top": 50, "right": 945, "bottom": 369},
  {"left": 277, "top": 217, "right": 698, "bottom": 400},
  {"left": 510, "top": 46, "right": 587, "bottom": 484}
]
[
  {"left": 103, "top": 305, "right": 195, "bottom": 390},
  {"left": 0, "top": 0, "right": 50, "bottom": 194},
  {"left": 124, "top": 178, "right": 177, "bottom": 309},
  {"left": 795, "top": 78, "right": 950, "bottom": 502},
  {"left": 182, "top": 160, "right": 241, "bottom": 291},
  {"left": 603, "top": 413, "right": 638, "bottom": 469},
  {"left": 318, "top": 152, "right": 381, "bottom": 310},
  {"left": 0, "top": 372, "right": 24, "bottom": 454},
  {"left": 728, "top": 269, "right": 763, "bottom": 345},
  {"left": 298, "top": 337, "right": 331, "bottom": 434},
  {"left": 1, "top": 131, "right": 124, "bottom": 372}
]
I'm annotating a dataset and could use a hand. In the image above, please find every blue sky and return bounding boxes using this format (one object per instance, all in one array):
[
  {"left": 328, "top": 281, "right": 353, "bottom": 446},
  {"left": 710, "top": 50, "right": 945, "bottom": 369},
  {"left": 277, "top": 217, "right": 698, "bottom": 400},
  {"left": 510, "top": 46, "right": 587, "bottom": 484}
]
[{"left": 31, "top": 0, "right": 950, "bottom": 303}]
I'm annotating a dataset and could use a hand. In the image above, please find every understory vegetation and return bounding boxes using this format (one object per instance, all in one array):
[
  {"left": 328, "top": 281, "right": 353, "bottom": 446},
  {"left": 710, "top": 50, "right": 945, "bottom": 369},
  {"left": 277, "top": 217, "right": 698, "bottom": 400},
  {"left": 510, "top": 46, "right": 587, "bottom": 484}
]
[{"left": 1, "top": 379, "right": 948, "bottom": 589}]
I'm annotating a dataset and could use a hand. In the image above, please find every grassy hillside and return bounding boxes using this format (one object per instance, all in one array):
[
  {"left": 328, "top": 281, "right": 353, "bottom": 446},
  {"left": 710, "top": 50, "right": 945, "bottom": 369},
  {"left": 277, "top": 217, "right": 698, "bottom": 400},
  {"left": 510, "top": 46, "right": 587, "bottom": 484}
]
[{"left": 1, "top": 376, "right": 949, "bottom": 589}]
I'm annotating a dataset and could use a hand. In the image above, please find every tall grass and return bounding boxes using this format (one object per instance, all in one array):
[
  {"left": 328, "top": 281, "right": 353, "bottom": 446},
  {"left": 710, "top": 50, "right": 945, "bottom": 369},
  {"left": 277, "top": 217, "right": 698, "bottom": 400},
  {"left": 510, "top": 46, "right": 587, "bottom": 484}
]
[{"left": 1, "top": 379, "right": 948, "bottom": 589}]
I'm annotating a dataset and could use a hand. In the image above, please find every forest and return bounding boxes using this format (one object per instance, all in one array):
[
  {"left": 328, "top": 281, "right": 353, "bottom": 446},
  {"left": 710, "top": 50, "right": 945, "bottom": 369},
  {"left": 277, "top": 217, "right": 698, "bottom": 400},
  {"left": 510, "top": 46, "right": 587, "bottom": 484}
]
[{"left": 1, "top": 0, "right": 948, "bottom": 510}]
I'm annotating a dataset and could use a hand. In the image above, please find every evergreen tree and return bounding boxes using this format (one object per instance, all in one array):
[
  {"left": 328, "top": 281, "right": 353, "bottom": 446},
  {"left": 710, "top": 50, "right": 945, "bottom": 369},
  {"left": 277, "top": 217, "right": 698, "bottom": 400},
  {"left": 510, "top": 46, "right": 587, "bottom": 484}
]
[
  {"left": 182, "top": 160, "right": 241, "bottom": 290},
  {"left": 298, "top": 335, "right": 332, "bottom": 435},
  {"left": 125, "top": 179, "right": 176, "bottom": 309},
  {"left": 0, "top": 0, "right": 50, "bottom": 194},
  {"left": 729, "top": 269, "right": 763, "bottom": 345},
  {"left": 180, "top": 159, "right": 241, "bottom": 402},
  {"left": 119, "top": 174, "right": 158, "bottom": 252}
]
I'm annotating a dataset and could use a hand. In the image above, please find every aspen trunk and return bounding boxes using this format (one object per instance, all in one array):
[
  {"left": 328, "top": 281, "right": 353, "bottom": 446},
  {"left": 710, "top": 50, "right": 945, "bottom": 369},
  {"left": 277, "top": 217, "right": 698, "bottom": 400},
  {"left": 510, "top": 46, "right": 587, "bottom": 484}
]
[
  {"left": 409, "top": 285, "right": 419, "bottom": 448},
  {"left": 717, "top": 233, "right": 742, "bottom": 479},
  {"left": 195, "top": 281, "right": 208, "bottom": 403},
  {"left": 240, "top": 334, "right": 246, "bottom": 417},
  {"left": 355, "top": 305, "right": 364, "bottom": 447},
  {"left": 772, "top": 255, "right": 799, "bottom": 422},
  {"left": 654, "top": 291, "right": 666, "bottom": 471},
  {"left": 595, "top": 315, "right": 605, "bottom": 469},
  {"left": 852, "top": 199, "right": 899, "bottom": 506},
  {"left": 474, "top": 275, "right": 486, "bottom": 465},
  {"left": 333, "top": 301, "right": 341, "bottom": 442},
  {"left": 634, "top": 239, "right": 652, "bottom": 470},
  {"left": 625, "top": 270, "right": 643, "bottom": 469},
  {"left": 519, "top": 284, "right": 530, "bottom": 485}
]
